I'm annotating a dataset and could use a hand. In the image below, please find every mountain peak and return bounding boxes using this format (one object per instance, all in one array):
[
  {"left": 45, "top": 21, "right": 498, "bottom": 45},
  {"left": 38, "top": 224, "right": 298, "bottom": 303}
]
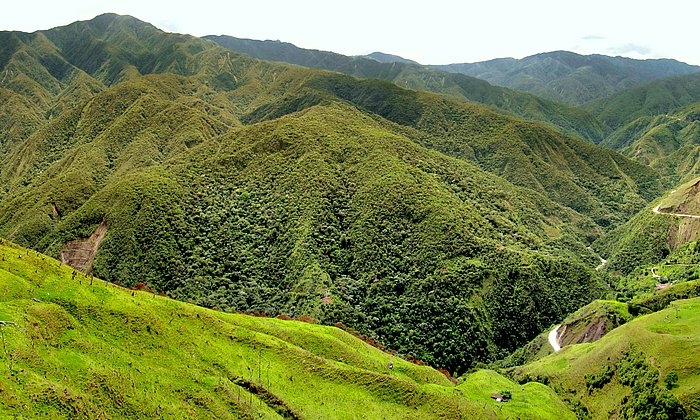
[{"left": 361, "top": 51, "right": 418, "bottom": 65}]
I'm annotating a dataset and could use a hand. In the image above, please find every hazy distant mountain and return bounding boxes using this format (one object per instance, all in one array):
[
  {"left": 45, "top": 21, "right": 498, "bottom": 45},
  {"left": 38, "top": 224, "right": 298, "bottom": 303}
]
[
  {"left": 433, "top": 51, "right": 700, "bottom": 105},
  {"left": 361, "top": 51, "right": 419, "bottom": 65},
  {"left": 205, "top": 35, "right": 606, "bottom": 143}
]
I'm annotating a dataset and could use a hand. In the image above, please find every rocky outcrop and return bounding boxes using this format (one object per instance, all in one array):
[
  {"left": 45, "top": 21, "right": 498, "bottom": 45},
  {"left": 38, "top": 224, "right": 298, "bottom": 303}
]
[{"left": 60, "top": 222, "right": 107, "bottom": 273}]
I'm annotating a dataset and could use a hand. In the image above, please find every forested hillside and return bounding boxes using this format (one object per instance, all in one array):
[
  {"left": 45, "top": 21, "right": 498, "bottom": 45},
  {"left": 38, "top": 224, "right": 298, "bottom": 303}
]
[
  {"left": 597, "top": 176, "right": 700, "bottom": 274},
  {"left": 590, "top": 72, "right": 700, "bottom": 132},
  {"left": 2, "top": 11, "right": 700, "bottom": 419},
  {"left": 204, "top": 35, "right": 607, "bottom": 143}
]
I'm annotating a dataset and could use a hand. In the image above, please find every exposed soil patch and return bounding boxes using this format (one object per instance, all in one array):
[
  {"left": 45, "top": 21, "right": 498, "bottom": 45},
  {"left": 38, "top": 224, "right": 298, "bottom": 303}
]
[
  {"left": 559, "top": 315, "right": 608, "bottom": 346},
  {"left": 60, "top": 222, "right": 107, "bottom": 273},
  {"left": 676, "top": 179, "right": 700, "bottom": 214}
]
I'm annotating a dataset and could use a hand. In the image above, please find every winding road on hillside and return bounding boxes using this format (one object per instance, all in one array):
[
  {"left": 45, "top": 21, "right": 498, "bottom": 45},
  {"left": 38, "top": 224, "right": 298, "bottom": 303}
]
[
  {"left": 649, "top": 195, "right": 700, "bottom": 279},
  {"left": 548, "top": 325, "right": 561, "bottom": 352},
  {"left": 653, "top": 204, "right": 700, "bottom": 219}
]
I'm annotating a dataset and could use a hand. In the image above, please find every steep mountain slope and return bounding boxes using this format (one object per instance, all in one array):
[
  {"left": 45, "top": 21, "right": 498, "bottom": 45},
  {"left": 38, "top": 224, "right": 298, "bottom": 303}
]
[
  {"left": 605, "top": 102, "right": 700, "bottom": 180},
  {"left": 268, "top": 73, "right": 661, "bottom": 228},
  {"left": 0, "top": 14, "right": 663, "bottom": 374},
  {"left": 590, "top": 72, "right": 700, "bottom": 133},
  {"left": 204, "top": 35, "right": 606, "bottom": 143},
  {"left": 591, "top": 74, "right": 700, "bottom": 183},
  {"left": 596, "top": 176, "right": 700, "bottom": 274},
  {"left": 0, "top": 240, "right": 575, "bottom": 419},
  {"left": 0, "top": 16, "right": 661, "bottom": 235},
  {"left": 497, "top": 300, "right": 633, "bottom": 369},
  {"left": 435, "top": 51, "right": 700, "bottom": 105},
  {"left": 0, "top": 74, "right": 237, "bottom": 196},
  {"left": 0, "top": 91, "right": 607, "bottom": 372},
  {"left": 0, "top": 30, "right": 105, "bottom": 157}
]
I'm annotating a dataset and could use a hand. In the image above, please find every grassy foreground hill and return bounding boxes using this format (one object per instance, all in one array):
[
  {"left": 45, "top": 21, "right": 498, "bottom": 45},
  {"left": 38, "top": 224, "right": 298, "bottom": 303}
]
[{"left": 0, "top": 239, "right": 574, "bottom": 419}]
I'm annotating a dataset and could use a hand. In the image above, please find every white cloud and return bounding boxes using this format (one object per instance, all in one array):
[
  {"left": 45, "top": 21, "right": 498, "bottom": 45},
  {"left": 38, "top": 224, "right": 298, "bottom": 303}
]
[
  {"left": 0, "top": 0, "right": 697, "bottom": 65},
  {"left": 607, "top": 43, "right": 653, "bottom": 57}
]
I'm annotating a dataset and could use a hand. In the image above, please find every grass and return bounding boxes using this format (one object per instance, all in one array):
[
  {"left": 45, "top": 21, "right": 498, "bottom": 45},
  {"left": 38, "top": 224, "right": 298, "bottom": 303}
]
[
  {"left": 0, "top": 239, "right": 573, "bottom": 418},
  {"left": 513, "top": 296, "right": 700, "bottom": 418},
  {"left": 457, "top": 370, "right": 575, "bottom": 419}
]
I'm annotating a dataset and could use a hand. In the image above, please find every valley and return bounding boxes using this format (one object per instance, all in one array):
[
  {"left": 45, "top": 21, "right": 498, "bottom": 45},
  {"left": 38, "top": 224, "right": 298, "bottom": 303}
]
[{"left": 0, "top": 11, "right": 699, "bottom": 418}]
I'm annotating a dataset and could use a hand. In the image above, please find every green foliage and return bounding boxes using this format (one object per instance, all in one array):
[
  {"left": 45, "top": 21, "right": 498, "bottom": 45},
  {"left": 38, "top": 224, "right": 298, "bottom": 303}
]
[
  {"left": 601, "top": 102, "right": 700, "bottom": 182},
  {"left": 629, "top": 281, "right": 700, "bottom": 313},
  {"left": 589, "top": 72, "right": 700, "bottom": 131},
  {"left": 665, "top": 371, "right": 679, "bottom": 390},
  {"left": 0, "top": 13, "right": 666, "bottom": 379},
  {"left": 513, "top": 297, "right": 700, "bottom": 418},
  {"left": 495, "top": 299, "right": 632, "bottom": 369},
  {"left": 596, "top": 204, "right": 674, "bottom": 274},
  {"left": 616, "top": 349, "right": 686, "bottom": 419},
  {"left": 585, "top": 364, "right": 614, "bottom": 393},
  {"left": 599, "top": 177, "right": 700, "bottom": 280}
]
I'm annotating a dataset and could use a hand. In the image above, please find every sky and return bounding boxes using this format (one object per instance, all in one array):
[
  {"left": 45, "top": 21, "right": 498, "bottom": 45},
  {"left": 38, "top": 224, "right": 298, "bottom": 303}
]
[{"left": 2, "top": 0, "right": 699, "bottom": 65}]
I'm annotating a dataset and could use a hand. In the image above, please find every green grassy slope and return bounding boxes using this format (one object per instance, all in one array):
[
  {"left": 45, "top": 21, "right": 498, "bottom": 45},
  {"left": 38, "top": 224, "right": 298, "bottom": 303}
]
[
  {"left": 497, "top": 300, "right": 632, "bottom": 369},
  {"left": 434, "top": 51, "right": 700, "bottom": 105},
  {"left": 0, "top": 239, "right": 574, "bottom": 419},
  {"left": 513, "top": 296, "right": 700, "bottom": 418},
  {"left": 205, "top": 35, "right": 607, "bottom": 143}
]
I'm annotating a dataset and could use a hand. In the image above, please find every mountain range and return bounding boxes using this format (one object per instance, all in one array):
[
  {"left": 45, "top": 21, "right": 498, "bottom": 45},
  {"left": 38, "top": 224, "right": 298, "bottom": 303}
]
[
  {"left": 204, "top": 34, "right": 607, "bottom": 143},
  {"left": 205, "top": 31, "right": 700, "bottom": 187},
  {"left": 0, "top": 12, "right": 699, "bottom": 418},
  {"left": 432, "top": 50, "right": 700, "bottom": 105}
]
